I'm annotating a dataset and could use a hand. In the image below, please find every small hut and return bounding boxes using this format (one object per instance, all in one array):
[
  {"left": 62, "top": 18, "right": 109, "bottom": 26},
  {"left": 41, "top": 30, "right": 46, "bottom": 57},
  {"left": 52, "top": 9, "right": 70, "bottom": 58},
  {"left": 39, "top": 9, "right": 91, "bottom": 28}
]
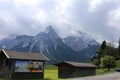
[
  {"left": 55, "top": 61, "right": 97, "bottom": 78},
  {"left": 0, "top": 49, "right": 49, "bottom": 79}
]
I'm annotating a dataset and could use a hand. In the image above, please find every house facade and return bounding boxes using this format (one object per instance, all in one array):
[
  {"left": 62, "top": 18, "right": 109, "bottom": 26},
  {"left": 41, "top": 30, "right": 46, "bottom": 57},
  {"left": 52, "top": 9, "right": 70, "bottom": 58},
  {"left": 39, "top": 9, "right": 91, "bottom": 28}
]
[
  {"left": 55, "top": 61, "right": 97, "bottom": 78},
  {"left": 0, "top": 49, "right": 49, "bottom": 79}
]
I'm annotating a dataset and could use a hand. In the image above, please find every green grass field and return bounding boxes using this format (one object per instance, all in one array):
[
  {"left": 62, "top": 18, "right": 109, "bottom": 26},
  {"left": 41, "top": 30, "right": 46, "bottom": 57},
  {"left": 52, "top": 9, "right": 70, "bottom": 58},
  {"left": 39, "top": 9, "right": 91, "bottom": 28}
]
[
  {"left": 96, "top": 68, "right": 115, "bottom": 75},
  {"left": 44, "top": 70, "right": 58, "bottom": 80},
  {"left": 44, "top": 65, "right": 58, "bottom": 80}
]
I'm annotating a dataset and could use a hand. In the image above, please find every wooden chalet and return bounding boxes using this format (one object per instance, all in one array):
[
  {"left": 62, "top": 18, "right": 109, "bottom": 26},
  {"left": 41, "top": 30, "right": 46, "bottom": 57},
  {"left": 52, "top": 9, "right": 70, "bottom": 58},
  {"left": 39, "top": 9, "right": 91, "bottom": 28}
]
[
  {"left": 0, "top": 49, "right": 49, "bottom": 79},
  {"left": 55, "top": 61, "right": 97, "bottom": 78}
]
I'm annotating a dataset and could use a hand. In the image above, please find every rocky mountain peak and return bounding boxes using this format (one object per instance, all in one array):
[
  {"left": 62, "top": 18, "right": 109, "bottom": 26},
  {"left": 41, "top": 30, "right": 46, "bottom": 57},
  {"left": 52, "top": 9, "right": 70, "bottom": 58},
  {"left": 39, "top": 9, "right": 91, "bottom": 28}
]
[
  {"left": 64, "top": 31, "right": 99, "bottom": 51},
  {"left": 45, "top": 25, "right": 56, "bottom": 33},
  {"left": 37, "top": 25, "right": 59, "bottom": 38},
  {"left": 0, "top": 25, "right": 99, "bottom": 64}
]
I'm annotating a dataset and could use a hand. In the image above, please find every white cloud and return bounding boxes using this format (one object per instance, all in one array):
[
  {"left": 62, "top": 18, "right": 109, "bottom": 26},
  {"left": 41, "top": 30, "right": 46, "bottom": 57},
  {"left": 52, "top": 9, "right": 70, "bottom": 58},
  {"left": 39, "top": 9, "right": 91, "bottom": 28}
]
[
  {"left": 0, "top": 0, "right": 120, "bottom": 44},
  {"left": 107, "top": 7, "right": 120, "bottom": 43},
  {"left": 56, "top": 0, "right": 72, "bottom": 14},
  {"left": 0, "top": 11, "right": 20, "bottom": 31},
  {"left": 1, "top": 13, "right": 15, "bottom": 24},
  {"left": 0, "top": 0, "right": 2, "bottom": 2},
  {"left": 88, "top": 0, "right": 103, "bottom": 12},
  {"left": 55, "top": 0, "right": 73, "bottom": 23},
  {"left": 34, "top": 10, "right": 47, "bottom": 24},
  {"left": 108, "top": 7, "right": 120, "bottom": 30},
  {"left": 14, "top": 0, "right": 40, "bottom": 6}
]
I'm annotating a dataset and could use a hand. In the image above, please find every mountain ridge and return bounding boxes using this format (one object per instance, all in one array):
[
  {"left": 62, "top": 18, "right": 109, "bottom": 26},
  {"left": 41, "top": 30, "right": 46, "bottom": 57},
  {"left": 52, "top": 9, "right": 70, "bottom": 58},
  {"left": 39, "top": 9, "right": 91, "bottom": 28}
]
[
  {"left": 63, "top": 31, "right": 99, "bottom": 51},
  {"left": 0, "top": 26, "right": 99, "bottom": 64}
]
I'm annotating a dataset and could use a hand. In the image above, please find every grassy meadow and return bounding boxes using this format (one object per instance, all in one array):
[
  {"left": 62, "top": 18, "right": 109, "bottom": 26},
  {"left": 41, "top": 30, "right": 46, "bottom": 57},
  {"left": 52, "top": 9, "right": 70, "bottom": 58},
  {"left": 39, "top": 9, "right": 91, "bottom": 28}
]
[
  {"left": 44, "top": 65, "right": 58, "bottom": 80},
  {"left": 96, "top": 68, "right": 115, "bottom": 75}
]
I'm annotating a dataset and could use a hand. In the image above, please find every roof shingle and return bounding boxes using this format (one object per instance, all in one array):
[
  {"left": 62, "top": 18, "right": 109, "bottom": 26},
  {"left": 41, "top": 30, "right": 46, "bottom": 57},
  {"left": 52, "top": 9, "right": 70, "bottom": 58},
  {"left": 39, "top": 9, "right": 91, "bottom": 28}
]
[
  {"left": 55, "top": 61, "right": 97, "bottom": 68},
  {"left": 1, "top": 49, "right": 49, "bottom": 61}
]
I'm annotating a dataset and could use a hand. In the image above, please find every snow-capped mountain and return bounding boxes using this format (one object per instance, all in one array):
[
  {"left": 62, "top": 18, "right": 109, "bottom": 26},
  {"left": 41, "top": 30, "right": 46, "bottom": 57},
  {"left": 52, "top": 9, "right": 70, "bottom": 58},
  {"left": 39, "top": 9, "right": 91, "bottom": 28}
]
[
  {"left": 64, "top": 31, "right": 99, "bottom": 51},
  {"left": 0, "top": 35, "right": 33, "bottom": 51},
  {"left": 0, "top": 26, "right": 88, "bottom": 64},
  {"left": 63, "top": 31, "right": 100, "bottom": 57}
]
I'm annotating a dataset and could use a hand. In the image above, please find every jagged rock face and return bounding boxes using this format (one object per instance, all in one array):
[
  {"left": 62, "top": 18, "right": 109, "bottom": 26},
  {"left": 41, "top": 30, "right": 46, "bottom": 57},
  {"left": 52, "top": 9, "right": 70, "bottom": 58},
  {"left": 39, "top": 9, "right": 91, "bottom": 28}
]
[
  {"left": 63, "top": 31, "right": 99, "bottom": 51},
  {"left": 63, "top": 31, "right": 100, "bottom": 58},
  {"left": 0, "top": 26, "right": 89, "bottom": 64}
]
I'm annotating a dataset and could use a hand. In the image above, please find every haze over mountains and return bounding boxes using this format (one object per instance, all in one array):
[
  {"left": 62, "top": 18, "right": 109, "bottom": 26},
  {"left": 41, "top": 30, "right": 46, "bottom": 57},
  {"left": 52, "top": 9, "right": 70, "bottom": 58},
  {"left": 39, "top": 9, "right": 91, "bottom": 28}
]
[{"left": 0, "top": 26, "right": 100, "bottom": 64}]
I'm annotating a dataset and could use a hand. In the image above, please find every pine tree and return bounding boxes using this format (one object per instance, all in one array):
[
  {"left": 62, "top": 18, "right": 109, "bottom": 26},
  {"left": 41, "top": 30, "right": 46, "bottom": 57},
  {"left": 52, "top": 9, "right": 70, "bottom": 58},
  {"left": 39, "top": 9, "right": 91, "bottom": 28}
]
[{"left": 101, "top": 40, "right": 106, "bottom": 50}]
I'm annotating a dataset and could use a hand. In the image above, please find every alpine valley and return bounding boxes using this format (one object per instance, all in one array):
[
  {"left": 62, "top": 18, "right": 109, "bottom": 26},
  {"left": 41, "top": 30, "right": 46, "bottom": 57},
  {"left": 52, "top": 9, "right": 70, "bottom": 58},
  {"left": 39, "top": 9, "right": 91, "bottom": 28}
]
[{"left": 0, "top": 26, "right": 100, "bottom": 64}]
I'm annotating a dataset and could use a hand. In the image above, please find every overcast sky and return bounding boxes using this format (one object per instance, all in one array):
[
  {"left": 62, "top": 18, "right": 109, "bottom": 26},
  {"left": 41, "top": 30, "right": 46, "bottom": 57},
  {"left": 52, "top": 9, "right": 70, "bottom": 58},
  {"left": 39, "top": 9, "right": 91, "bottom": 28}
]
[{"left": 0, "top": 0, "right": 120, "bottom": 44}]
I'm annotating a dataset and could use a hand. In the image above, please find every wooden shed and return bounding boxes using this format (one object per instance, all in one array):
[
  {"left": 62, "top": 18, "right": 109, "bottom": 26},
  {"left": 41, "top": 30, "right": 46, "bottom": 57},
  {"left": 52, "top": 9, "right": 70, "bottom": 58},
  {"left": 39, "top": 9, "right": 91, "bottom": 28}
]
[
  {"left": 55, "top": 61, "right": 97, "bottom": 78},
  {"left": 0, "top": 49, "right": 49, "bottom": 79}
]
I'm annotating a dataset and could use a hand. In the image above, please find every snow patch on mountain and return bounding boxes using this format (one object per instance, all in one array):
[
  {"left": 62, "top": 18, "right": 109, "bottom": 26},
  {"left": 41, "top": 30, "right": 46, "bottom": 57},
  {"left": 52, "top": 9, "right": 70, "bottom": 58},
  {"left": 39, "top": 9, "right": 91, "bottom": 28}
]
[
  {"left": 64, "top": 31, "right": 99, "bottom": 51},
  {"left": 0, "top": 25, "right": 98, "bottom": 63}
]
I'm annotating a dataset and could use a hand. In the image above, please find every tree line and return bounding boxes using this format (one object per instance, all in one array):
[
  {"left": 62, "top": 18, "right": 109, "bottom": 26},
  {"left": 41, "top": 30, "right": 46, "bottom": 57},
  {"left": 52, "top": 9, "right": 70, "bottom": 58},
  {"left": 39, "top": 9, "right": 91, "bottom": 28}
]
[{"left": 91, "top": 39, "right": 120, "bottom": 71}]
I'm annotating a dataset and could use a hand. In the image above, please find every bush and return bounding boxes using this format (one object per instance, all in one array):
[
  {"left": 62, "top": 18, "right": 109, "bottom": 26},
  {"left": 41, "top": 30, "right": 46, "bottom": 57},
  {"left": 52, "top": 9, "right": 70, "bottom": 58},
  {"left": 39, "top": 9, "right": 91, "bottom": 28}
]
[
  {"left": 91, "top": 59, "right": 100, "bottom": 67},
  {"left": 100, "top": 55, "right": 116, "bottom": 71},
  {"left": 116, "top": 60, "right": 120, "bottom": 68}
]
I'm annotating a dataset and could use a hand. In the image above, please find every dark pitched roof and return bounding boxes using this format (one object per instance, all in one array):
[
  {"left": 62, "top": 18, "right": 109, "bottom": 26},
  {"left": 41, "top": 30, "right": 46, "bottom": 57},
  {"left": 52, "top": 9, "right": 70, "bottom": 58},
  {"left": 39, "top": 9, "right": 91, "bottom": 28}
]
[
  {"left": 1, "top": 49, "right": 49, "bottom": 61},
  {"left": 55, "top": 61, "right": 97, "bottom": 68}
]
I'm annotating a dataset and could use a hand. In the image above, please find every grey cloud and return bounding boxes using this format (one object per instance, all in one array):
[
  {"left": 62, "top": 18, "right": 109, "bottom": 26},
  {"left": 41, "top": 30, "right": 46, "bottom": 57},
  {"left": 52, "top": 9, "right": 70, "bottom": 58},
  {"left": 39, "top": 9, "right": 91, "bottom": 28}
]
[
  {"left": 0, "top": 0, "right": 120, "bottom": 44},
  {"left": 67, "top": 0, "right": 119, "bottom": 42}
]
